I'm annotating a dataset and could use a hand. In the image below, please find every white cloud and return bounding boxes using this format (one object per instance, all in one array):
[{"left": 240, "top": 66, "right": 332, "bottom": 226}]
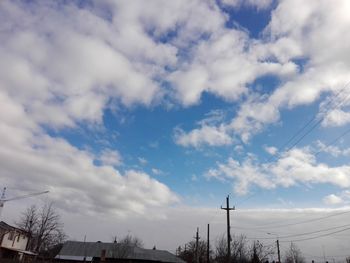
[
  {"left": 323, "top": 194, "right": 343, "bottom": 205},
  {"left": 2, "top": 0, "right": 350, "bottom": 142},
  {"left": 264, "top": 146, "right": 278, "bottom": 155},
  {"left": 174, "top": 109, "right": 235, "bottom": 148},
  {"left": 0, "top": 88, "right": 178, "bottom": 216},
  {"left": 322, "top": 109, "right": 350, "bottom": 127},
  {"left": 138, "top": 157, "right": 148, "bottom": 166},
  {"left": 216, "top": 0, "right": 350, "bottom": 142},
  {"left": 323, "top": 190, "right": 350, "bottom": 206},
  {"left": 99, "top": 149, "right": 122, "bottom": 167},
  {"left": 315, "top": 140, "right": 350, "bottom": 157},
  {"left": 170, "top": 28, "right": 297, "bottom": 107},
  {"left": 197, "top": 109, "right": 226, "bottom": 126},
  {"left": 2, "top": 0, "right": 350, "bottom": 226},
  {"left": 220, "top": 0, "right": 274, "bottom": 10},
  {"left": 229, "top": 95, "right": 281, "bottom": 143},
  {"left": 151, "top": 168, "right": 162, "bottom": 175},
  {"left": 174, "top": 92, "right": 282, "bottom": 148},
  {"left": 207, "top": 156, "right": 273, "bottom": 194},
  {"left": 207, "top": 147, "right": 350, "bottom": 195},
  {"left": 0, "top": 0, "right": 171, "bottom": 129},
  {"left": 4, "top": 0, "right": 349, "bottom": 149},
  {"left": 1, "top": 0, "right": 292, "bottom": 217},
  {"left": 234, "top": 145, "right": 244, "bottom": 154},
  {"left": 174, "top": 125, "right": 233, "bottom": 148}
]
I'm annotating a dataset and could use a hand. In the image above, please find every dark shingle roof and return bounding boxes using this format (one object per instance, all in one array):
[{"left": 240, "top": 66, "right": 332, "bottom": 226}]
[
  {"left": 0, "top": 221, "right": 15, "bottom": 231},
  {"left": 0, "top": 221, "right": 28, "bottom": 235},
  {"left": 57, "top": 241, "right": 185, "bottom": 263}
]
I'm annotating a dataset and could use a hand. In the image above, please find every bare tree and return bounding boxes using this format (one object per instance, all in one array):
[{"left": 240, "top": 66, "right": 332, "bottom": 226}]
[
  {"left": 215, "top": 234, "right": 248, "bottom": 263},
  {"left": 16, "top": 205, "right": 38, "bottom": 251},
  {"left": 284, "top": 243, "right": 305, "bottom": 263},
  {"left": 232, "top": 235, "right": 249, "bottom": 263},
  {"left": 16, "top": 202, "right": 66, "bottom": 253},
  {"left": 215, "top": 234, "right": 228, "bottom": 263},
  {"left": 120, "top": 233, "right": 144, "bottom": 248},
  {"left": 111, "top": 234, "right": 144, "bottom": 259},
  {"left": 249, "top": 240, "right": 274, "bottom": 263},
  {"left": 178, "top": 240, "right": 210, "bottom": 263}
]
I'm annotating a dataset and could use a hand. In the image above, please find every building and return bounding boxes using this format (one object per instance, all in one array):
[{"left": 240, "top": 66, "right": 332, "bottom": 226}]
[
  {"left": 56, "top": 241, "right": 186, "bottom": 263},
  {"left": 0, "top": 221, "right": 36, "bottom": 261}
]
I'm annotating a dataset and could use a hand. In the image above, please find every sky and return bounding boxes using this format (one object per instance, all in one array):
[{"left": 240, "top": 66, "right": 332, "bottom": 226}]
[{"left": 1, "top": 0, "right": 350, "bottom": 260}]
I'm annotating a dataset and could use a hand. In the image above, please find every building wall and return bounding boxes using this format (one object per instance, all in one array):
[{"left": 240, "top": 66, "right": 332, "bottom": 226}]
[{"left": 1, "top": 230, "right": 28, "bottom": 250}]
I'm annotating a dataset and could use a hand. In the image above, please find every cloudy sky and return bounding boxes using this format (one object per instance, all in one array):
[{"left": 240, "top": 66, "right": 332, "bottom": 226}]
[{"left": 1, "top": 0, "right": 350, "bottom": 259}]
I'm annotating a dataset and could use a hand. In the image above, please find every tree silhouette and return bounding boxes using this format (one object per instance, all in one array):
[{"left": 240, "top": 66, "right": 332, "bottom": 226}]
[
  {"left": 16, "top": 202, "right": 66, "bottom": 253},
  {"left": 284, "top": 243, "right": 305, "bottom": 263}
]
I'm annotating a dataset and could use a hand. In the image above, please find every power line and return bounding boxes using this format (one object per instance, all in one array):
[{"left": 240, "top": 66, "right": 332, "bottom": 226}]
[
  {"left": 268, "top": 82, "right": 350, "bottom": 163},
  {"left": 231, "top": 210, "right": 350, "bottom": 230},
  {"left": 282, "top": 90, "right": 350, "bottom": 155},
  {"left": 230, "top": 225, "right": 291, "bottom": 235},
  {"left": 243, "top": 210, "right": 330, "bottom": 229},
  {"left": 274, "top": 116, "right": 317, "bottom": 159},
  {"left": 279, "top": 223, "right": 350, "bottom": 238},
  {"left": 242, "top": 223, "right": 350, "bottom": 240},
  {"left": 314, "top": 127, "right": 350, "bottom": 156},
  {"left": 273, "top": 84, "right": 350, "bottom": 159},
  {"left": 280, "top": 226, "right": 350, "bottom": 243},
  {"left": 261, "top": 210, "right": 350, "bottom": 229}
]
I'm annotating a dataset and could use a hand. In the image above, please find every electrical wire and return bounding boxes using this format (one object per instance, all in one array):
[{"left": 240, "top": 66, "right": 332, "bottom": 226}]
[
  {"left": 256, "top": 210, "right": 350, "bottom": 229},
  {"left": 230, "top": 225, "right": 291, "bottom": 235},
  {"left": 314, "top": 127, "right": 350, "bottom": 156},
  {"left": 268, "top": 82, "right": 350, "bottom": 163},
  {"left": 280, "top": 226, "right": 350, "bottom": 243},
  {"left": 273, "top": 83, "right": 350, "bottom": 159},
  {"left": 243, "top": 209, "right": 332, "bottom": 229},
  {"left": 279, "top": 223, "right": 350, "bottom": 238},
  {"left": 195, "top": 83, "right": 350, "bottom": 248},
  {"left": 282, "top": 90, "right": 350, "bottom": 156},
  {"left": 241, "top": 223, "right": 350, "bottom": 240},
  {"left": 231, "top": 210, "right": 350, "bottom": 230}
]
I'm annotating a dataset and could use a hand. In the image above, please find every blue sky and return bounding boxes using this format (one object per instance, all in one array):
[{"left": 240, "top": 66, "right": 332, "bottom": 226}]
[{"left": 1, "top": 0, "right": 350, "bottom": 257}]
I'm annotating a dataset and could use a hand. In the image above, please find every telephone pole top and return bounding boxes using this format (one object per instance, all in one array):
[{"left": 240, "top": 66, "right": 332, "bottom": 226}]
[
  {"left": 194, "top": 227, "right": 200, "bottom": 263},
  {"left": 221, "top": 195, "right": 235, "bottom": 262}
]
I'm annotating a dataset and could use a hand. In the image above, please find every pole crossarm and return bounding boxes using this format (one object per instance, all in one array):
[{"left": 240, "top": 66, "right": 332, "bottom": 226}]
[
  {"left": 220, "top": 206, "right": 235, "bottom": 211},
  {"left": 221, "top": 195, "right": 235, "bottom": 262}
]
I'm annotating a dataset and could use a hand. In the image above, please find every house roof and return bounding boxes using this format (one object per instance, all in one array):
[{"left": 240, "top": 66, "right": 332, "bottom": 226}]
[
  {"left": 0, "top": 221, "right": 28, "bottom": 234},
  {"left": 56, "top": 255, "right": 93, "bottom": 261},
  {"left": 56, "top": 241, "right": 185, "bottom": 263},
  {"left": 1, "top": 246, "right": 37, "bottom": 256},
  {"left": 0, "top": 221, "right": 15, "bottom": 231}
]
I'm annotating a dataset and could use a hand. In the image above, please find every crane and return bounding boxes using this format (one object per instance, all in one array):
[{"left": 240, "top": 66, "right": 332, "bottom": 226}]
[{"left": 0, "top": 187, "right": 49, "bottom": 219}]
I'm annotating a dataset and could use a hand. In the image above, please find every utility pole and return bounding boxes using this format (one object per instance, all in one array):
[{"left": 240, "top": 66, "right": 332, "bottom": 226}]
[
  {"left": 221, "top": 195, "right": 235, "bottom": 262},
  {"left": 195, "top": 227, "right": 200, "bottom": 263},
  {"left": 276, "top": 239, "right": 281, "bottom": 263},
  {"left": 207, "top": 224, "right": 210, "bottom": 263},
  {"left": 83, "top": 235, "right": 87, "bottom": 263},
  {"left": 322, "top": 245, "right": 326, "bottom": 263}
]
